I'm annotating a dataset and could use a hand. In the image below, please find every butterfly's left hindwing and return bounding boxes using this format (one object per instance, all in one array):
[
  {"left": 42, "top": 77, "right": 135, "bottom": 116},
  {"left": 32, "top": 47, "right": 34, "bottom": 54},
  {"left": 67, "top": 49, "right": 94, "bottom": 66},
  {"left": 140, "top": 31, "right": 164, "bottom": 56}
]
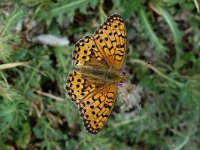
[{"left": 66, "top": 70, "right": 97, "bottom": 106}]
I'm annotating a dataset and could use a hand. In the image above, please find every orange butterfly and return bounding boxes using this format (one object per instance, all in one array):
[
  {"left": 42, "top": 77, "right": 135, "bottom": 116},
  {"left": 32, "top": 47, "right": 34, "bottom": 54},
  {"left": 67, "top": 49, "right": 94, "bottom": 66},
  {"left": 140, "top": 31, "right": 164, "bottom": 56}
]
[{"left": 66, "top": 14, "right": 127, "bottom": 134}]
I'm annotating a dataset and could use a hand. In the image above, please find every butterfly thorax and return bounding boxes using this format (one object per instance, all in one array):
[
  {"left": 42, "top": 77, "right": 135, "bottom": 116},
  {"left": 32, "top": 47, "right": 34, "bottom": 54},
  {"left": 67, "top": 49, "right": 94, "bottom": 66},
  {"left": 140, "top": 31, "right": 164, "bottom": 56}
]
[{"left": 76, "top": 65, "right": 127, "bottom": 85}]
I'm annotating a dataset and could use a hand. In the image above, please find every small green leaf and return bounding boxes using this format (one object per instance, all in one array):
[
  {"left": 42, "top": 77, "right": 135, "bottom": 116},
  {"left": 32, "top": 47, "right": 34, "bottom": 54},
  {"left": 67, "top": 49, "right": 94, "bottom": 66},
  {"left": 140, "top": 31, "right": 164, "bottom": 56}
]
[
  {"left": 50, "top": 0, "right": 89, "bottom": 21},
  {"left": 16, "top": 123, "right": 31, "bottom": 149}
]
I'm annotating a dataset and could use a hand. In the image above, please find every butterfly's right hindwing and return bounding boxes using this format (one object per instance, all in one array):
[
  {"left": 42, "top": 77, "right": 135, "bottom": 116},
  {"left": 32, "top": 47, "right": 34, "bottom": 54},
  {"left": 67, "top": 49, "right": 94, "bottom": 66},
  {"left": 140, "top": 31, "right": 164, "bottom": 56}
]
[{"left": 80, "top": 85, "right": 117, "bottom": 134}]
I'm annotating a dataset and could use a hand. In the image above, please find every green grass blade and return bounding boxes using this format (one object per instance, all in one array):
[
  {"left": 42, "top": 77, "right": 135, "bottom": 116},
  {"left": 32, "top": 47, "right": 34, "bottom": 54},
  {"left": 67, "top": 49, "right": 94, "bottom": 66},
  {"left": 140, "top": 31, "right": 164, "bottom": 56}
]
[
  {"left": 139, "top": 7, "right": 168, "bottom": 56},
  {"left": 153, "top": 4, "right": 183, "bottom": 68}
]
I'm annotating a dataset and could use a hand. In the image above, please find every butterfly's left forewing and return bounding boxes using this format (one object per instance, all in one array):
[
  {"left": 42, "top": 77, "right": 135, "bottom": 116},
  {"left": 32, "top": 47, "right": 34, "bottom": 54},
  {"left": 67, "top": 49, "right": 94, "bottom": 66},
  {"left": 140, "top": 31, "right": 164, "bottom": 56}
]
[{"left": 73, "top": 35, "right": 108, "bottom": 68}]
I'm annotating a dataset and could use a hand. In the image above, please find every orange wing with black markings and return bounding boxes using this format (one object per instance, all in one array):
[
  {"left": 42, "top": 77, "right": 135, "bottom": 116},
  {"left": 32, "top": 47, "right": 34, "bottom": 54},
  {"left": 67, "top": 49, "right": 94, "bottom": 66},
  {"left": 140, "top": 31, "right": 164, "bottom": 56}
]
[
  {"left": 80, "top": 84, "right": 117, "bottom": 134},
  {"left": 66, "top": 70, "right": 97, "bottom": 106},
  {"left": 93, "top": 14, "right": 126, "bottom": 69},
  {"left": 73, "top": 35, "right": 108, "bottom": 68}
]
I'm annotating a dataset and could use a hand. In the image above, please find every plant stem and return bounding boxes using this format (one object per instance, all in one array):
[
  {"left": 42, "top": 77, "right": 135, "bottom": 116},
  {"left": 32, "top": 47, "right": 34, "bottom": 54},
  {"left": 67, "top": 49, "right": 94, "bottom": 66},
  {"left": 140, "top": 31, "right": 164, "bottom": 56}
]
[{"left": 130, "top": 59, "right": 183, "bottom": 87}]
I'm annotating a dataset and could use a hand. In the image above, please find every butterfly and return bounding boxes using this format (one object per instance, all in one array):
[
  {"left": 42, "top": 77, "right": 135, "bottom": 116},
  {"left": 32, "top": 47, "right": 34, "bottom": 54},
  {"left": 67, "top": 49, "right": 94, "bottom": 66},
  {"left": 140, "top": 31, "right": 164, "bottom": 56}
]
[{"left": 66, "top": 14, "right": 127, "bottom": 134}]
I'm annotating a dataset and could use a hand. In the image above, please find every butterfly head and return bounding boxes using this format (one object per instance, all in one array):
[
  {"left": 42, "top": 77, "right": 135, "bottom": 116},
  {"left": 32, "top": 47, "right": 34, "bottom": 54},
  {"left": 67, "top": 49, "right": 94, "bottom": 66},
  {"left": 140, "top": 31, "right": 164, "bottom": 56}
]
[{"left": 118, "top": 71, "right": 128, "bottom": 83}]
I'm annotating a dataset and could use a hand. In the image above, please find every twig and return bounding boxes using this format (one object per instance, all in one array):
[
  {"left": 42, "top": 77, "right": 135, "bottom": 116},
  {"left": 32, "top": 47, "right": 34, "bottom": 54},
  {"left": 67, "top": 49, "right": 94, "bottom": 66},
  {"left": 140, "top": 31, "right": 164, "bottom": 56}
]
[
  {"left": 130, "top": 59, "right": 183, "bottom": 87},
  {"left": 0, "top": 61, "right": 30, "bottom": 70},
  {"left": 36, "top": 90, "right": 65, "bottom": 102},
  {"left": 111, "top": 114, "right": 147, "bottom": 129}
]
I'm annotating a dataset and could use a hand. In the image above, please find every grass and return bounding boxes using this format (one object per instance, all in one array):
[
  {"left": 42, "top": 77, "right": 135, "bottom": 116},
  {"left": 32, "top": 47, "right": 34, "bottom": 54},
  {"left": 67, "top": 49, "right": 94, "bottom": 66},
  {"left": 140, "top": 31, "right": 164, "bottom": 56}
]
[{"left": 0, "top": 0, "right": 199, "bottom": 149}]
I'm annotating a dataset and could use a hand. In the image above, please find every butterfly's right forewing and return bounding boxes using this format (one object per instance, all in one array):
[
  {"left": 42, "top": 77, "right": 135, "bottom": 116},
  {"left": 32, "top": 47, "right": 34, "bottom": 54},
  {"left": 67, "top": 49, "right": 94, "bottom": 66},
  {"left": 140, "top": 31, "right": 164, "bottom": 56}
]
[{"left": 93, "top": 14, "right": 126, "bottom": 69}]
